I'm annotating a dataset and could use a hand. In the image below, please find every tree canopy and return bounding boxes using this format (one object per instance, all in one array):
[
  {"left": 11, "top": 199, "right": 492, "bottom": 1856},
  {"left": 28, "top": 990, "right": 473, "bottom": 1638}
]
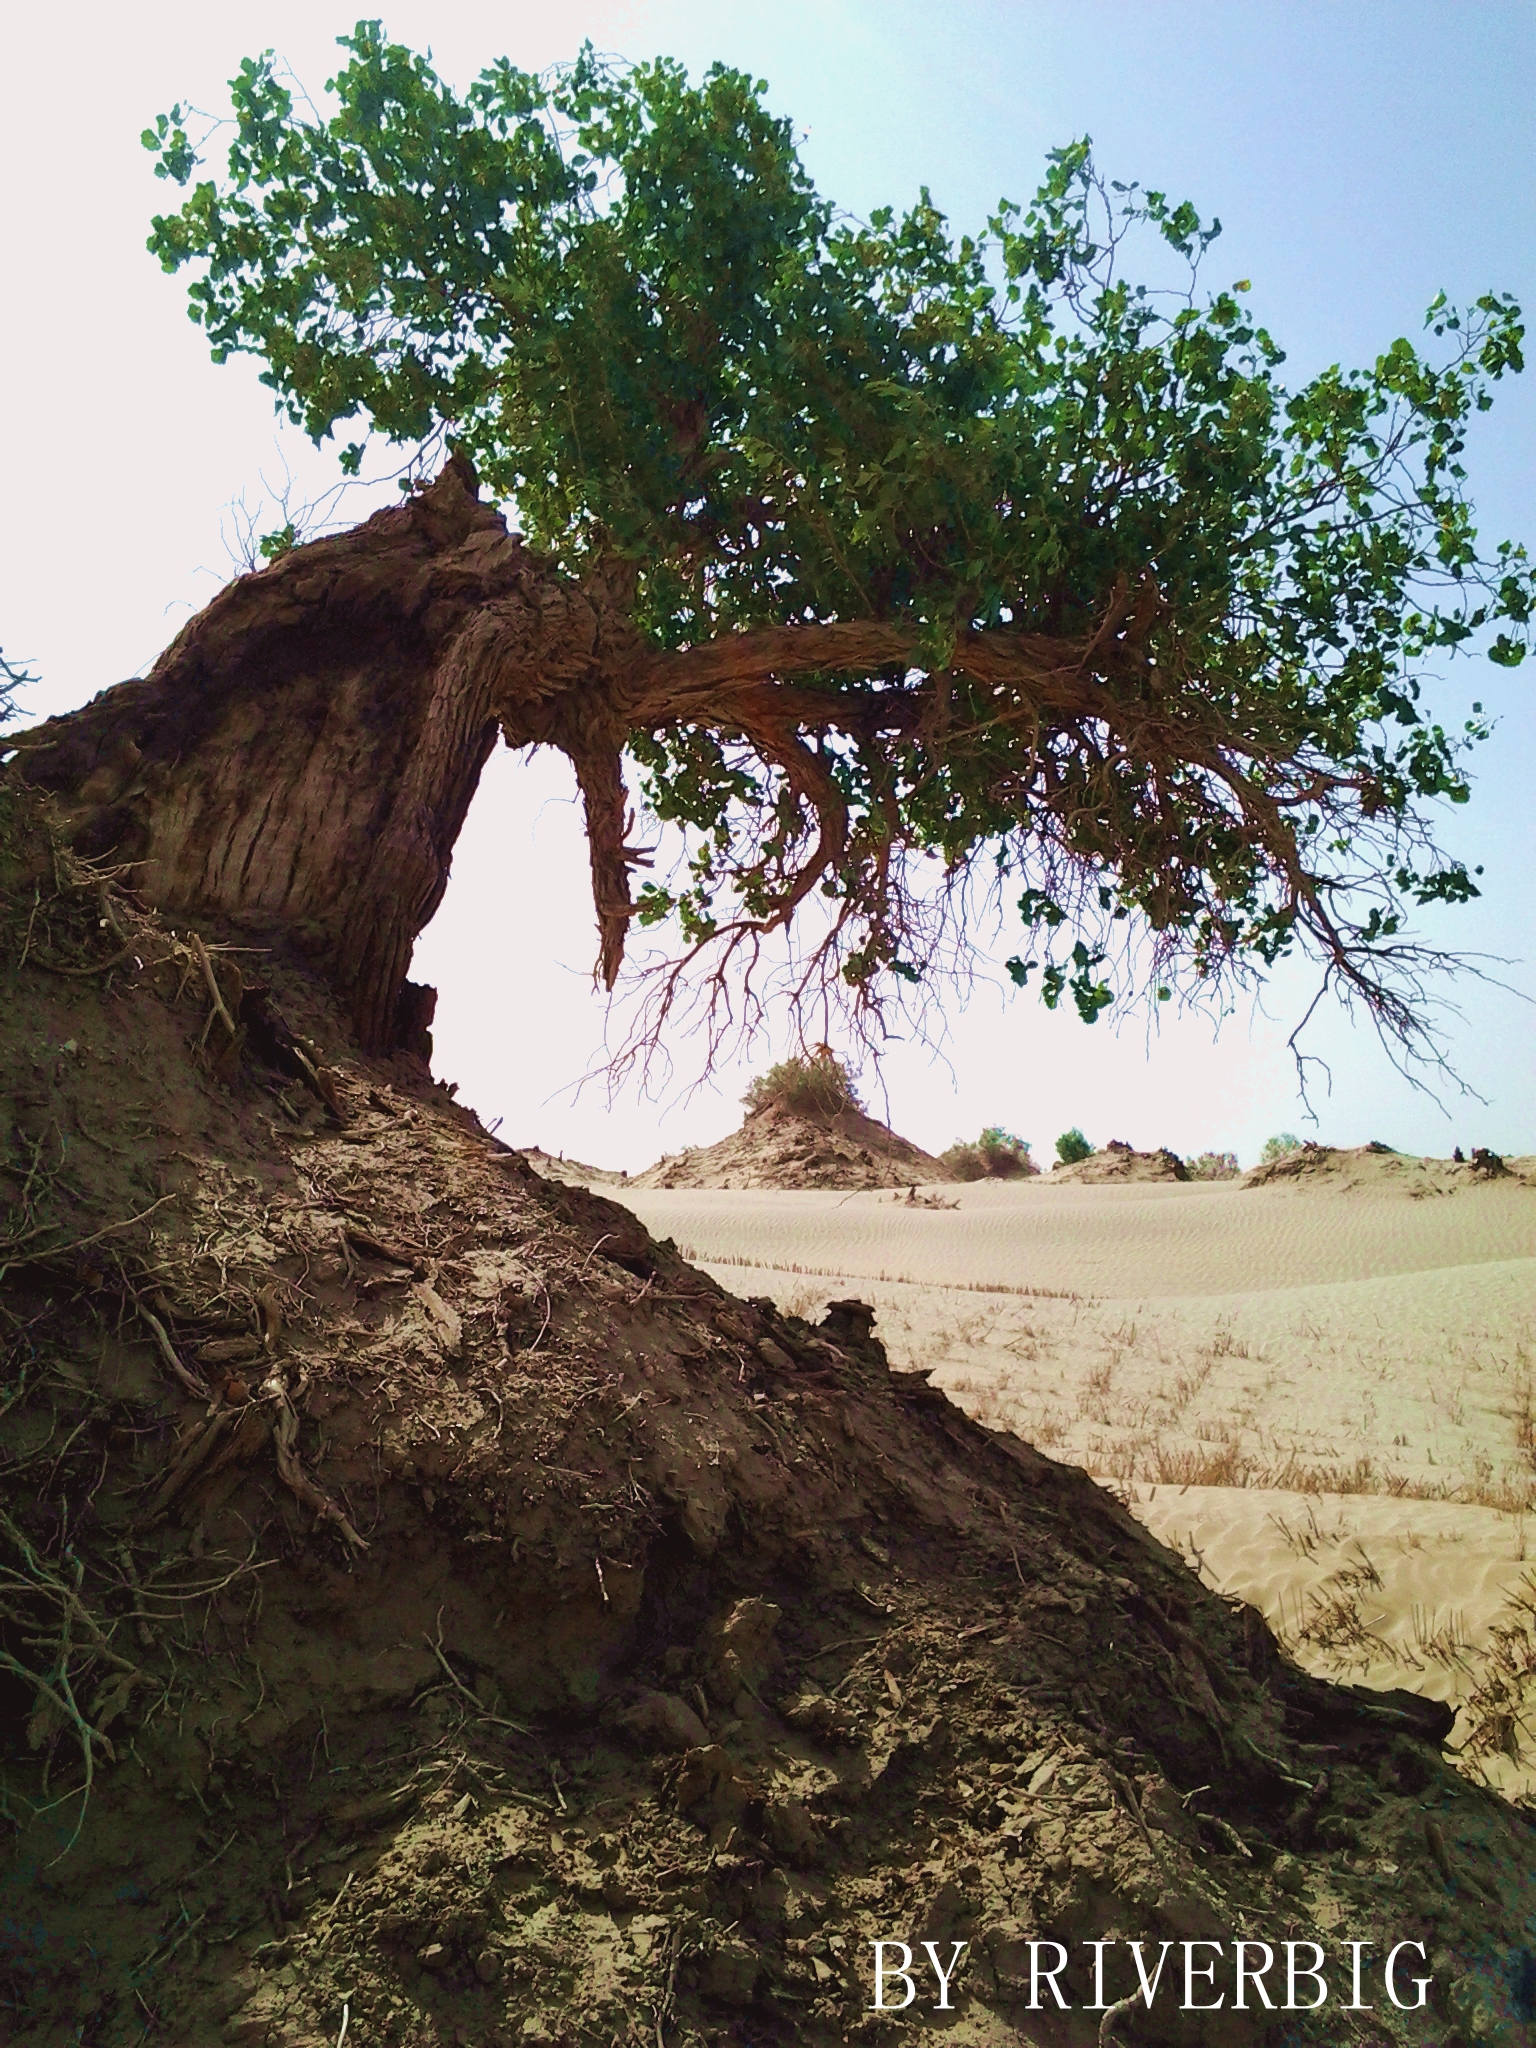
[{"left": 143, "top": 24, "right": 1532, "bottom": 1067}]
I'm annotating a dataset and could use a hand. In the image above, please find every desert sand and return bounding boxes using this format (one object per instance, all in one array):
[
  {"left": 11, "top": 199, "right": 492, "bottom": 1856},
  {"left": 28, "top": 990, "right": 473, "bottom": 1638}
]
[{"left": 622, "top": 1156, "right": 1536, "bottom": 1795}]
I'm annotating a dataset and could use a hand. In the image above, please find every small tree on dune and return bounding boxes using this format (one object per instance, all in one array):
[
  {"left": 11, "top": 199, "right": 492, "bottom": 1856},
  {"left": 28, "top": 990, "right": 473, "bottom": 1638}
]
[
  {"left": 941, "top": 1126, "right": 1036, "bottom": 1179},
  {"left": 1188, "top": 1149, "right": 1240, "bottom": 1179},
  {"left": 1261, "top": 1133, "right": 1304, "bottom": 1163},
  {"left": 742, "top": 1051, "right": 861, "bottom": 1118},
  {"left": 1055, "top": 1127, "right": 1094, "bottom": 1165}
]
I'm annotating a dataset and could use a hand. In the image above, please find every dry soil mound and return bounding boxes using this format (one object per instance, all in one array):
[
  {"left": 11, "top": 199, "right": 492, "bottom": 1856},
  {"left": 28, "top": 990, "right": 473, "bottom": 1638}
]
[
  {"left": 1243, "top": 1142, "right": 1535, "bottom": 1195},
  {"left": 632, "top": 1100, "right": 950, "bottom": 1190},
  {"left": 1050, "top": 1143, "right": 1189, "bottom": 1184},
  {"left": 3, "top": 785, "right": 1535, "bottom": 2047}
]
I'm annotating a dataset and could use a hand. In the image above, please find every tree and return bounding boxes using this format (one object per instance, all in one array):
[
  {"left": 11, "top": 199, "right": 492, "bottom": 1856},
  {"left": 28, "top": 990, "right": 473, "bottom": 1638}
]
[
  {"left": 1055, "top": 1127, "right": 1094, "bottom": 1165},
  {"left": 10, "top": 26, "right": 1531, "bottom": 1074},
  {"left": 6, "top": 40, "right": 1530, "bottom": 2025},
  {"left": 741, "top": 1050, "right": 861, "bottom": 1118},
  {"left": 1187, "top": 1148, "right": 1240, "bottom": 1179},
  {"left": 941, "top": 1126, "right": 1035, "bottom": 1179}
]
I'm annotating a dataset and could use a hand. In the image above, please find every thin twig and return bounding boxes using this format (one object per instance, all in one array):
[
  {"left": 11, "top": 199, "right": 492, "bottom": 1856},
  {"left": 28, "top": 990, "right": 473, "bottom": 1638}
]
[
  {"left": 806, "top": 1632, "right": 888, "bottom": 1661},
  {"left": 0, "top": 1193, "right": 176, "bottom": 1268},
  {"left": 32, "top": 942, "right": 138, "bottom": 979},
  {"left": 189, "top": 932, "right": 238, "bottom": 1040},
  {"left": 1099, "top": 1992, "right": 1140, "bottom": 2045},
  {"left": 265, "top": 1377, "right": 368, "bottom": 1553},
  {"left": 16, "top": 884, "right": 40, "bottom": 969},
  {"left": 424, "top": 1609, "right": 531, "bottom": 1734},
  {"left": 140, "top": 1309, "right": 212, "bottom": 1401}
]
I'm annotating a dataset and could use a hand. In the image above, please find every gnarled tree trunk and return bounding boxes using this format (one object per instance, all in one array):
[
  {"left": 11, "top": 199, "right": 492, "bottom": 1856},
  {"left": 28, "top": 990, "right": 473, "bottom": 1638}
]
[{"left": 6, "top": 456, "right": 634, "bottom": 1051}]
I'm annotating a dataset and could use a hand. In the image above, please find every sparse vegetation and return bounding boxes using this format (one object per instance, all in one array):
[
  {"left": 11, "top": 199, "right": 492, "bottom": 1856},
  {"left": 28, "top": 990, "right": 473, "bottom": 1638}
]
[
  {"left": 940, "top": 1125, "right": 1037, "bottom": 1180},
  {"left": 1055, "top": 1126, "right": 1093, "bottom": 1165},
  {"left": 741, "top": 1050, "right": 860, "bottom": 1119},
  {"left": 0, "top": 647, "right": 34, "bottom": 727},
  {"left": 1461, "top": 1574, "right": 1536, "bottom": 1773},
  {"left": 675, "top": 1247, "right": 1078, "bottom": 1299},
  {"left": 1187, "top": 1150, "right": 1240, "bottom": 1180},
  {"left": 1260, "top": 1132, "right": 1303, "bottom": 1163}
]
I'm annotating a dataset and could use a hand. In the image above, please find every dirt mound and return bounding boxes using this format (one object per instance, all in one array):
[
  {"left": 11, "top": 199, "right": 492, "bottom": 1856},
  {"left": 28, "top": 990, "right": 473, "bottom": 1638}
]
[
  {"left": 632, "top": 1101, "right": 951, "bottom": 1189},
  {"left": 516, "top": 1146, "right": 630, "bottom": 1188},
  {"left": 1050, "top": 1143, "right": 1190, "bottom": 1184},
  {"left": 1244, "top": 1143, "right": 1535, "bottom": 1195},
  {"left": 5, "top": 786, "right": 1536, "bottom": 2046}
]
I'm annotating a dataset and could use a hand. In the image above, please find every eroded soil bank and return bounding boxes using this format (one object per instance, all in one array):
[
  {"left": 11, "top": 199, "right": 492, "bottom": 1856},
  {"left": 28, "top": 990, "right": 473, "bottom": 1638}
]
[{"left": 2, "top": 784, "right": 1534, "bottom": 2047}]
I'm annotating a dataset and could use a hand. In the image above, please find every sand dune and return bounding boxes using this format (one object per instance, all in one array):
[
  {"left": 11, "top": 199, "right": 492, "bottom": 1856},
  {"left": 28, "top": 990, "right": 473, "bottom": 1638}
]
[
  {"left": 626, "top": 1171, "right": 1534, "bottom": 1295},
  {"left": 630, "top": 1100, "right": 949, "bottom": 1189},
  {"left": 1049, "top": 1142, "right": 1188, "bottom": 1182},
  {"left": 623, "top": 1170, "right": 1536, "bottom": 1795}
]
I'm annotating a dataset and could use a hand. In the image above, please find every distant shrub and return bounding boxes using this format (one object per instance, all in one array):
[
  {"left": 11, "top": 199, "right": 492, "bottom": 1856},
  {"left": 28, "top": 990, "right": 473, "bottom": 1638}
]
[
  {"left": 941, "top": 1126, "right": 1037, "bottom": 1181},
  {"left": 743, "top": 1052, "right": 860, "bottom": 1119},
  {"left": 1055, "top": 1127, "right": 1093, "bottom": 1166},
  {"left": 1188, "top": 1150, "right": 1240, "bottom": 1180},
  {"left": 1260, "top": 1132, "right": 1302, "bottom": 1164}
]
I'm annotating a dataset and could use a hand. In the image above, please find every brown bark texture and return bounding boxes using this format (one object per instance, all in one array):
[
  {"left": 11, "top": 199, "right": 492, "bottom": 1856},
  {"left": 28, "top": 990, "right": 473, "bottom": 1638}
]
[{"left": 5, "top": 458, "right": 639, "bottom": 1048}]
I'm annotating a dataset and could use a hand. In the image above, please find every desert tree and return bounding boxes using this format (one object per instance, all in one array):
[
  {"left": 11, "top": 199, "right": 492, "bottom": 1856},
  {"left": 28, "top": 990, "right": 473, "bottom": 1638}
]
[
  {"left": 7, "top": 26, "right": 1530, "bottom": 1076},
  {"left": 940, "top": 1128, "right": 1036, "bottom": 1180}
]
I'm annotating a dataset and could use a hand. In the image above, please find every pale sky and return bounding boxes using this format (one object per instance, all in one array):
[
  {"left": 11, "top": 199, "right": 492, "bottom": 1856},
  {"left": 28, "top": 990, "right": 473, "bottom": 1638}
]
[{"left": 3, "top": 2, "right": 1531, "bottom": 1168}]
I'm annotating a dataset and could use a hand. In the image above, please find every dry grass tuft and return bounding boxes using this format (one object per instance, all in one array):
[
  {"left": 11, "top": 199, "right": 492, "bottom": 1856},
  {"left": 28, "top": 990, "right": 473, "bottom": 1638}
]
[{"left": 1460, "top": 1575, "right": 1536, "bottom": 1776}]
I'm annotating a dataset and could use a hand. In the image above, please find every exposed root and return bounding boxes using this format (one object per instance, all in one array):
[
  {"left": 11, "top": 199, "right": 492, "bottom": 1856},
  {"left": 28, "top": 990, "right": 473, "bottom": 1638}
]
[
  {"left": 139, "top": 1307, "right": 212, "bottom": 1402},
  {"left": 265, "top": 1373, "right": 369, "bottom": 1553},
  {"left": 190, "top": 930, "right": 238, "bottom": 1042},
  {"left": 1098, "top": 1992, "right": 1140, "bottom": 2045},
  {"left": 0, "top": 1513, "right": 135, "bottom": 1861}
]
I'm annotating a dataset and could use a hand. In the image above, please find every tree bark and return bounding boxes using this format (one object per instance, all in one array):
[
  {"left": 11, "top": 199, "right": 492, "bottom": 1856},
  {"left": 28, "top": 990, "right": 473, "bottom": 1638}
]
[{"left": 6, "top": 457, "right": 627, "bottom": 1051}]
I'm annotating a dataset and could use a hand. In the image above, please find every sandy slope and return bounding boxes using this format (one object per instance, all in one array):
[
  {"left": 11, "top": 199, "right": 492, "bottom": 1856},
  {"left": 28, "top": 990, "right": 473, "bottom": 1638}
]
[
  {"left": 624, "top": 1169, "right": 1536, "bottom": 1792},
  {"left": 626, "top": 1169, "right": 1534, "bottom": 1294}
]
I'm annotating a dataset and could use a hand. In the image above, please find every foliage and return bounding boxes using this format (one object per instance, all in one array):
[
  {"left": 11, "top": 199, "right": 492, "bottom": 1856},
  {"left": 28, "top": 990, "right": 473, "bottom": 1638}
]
[
  {"left": 1260, "top": 1132, "right": 1303, "bottom": 1163},
  {"left": 1055, "top": 1126, "right": 1093, "bottom": 1165},
  {"left": 742, "top": 1051, "right": 861, "bottom": 1119},
  {"left": 1188, "top": 1149, "right": 1240, "bottom": 1180},
  {"left": 941, "top": 1126, "right": 1036, "bottom": 1180},
  {"left": 258, "top": 522, "right": 299, "bottom": 562},
  {"left": 143, "top": 27, "right": 1534, "bottom": 1065}
]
